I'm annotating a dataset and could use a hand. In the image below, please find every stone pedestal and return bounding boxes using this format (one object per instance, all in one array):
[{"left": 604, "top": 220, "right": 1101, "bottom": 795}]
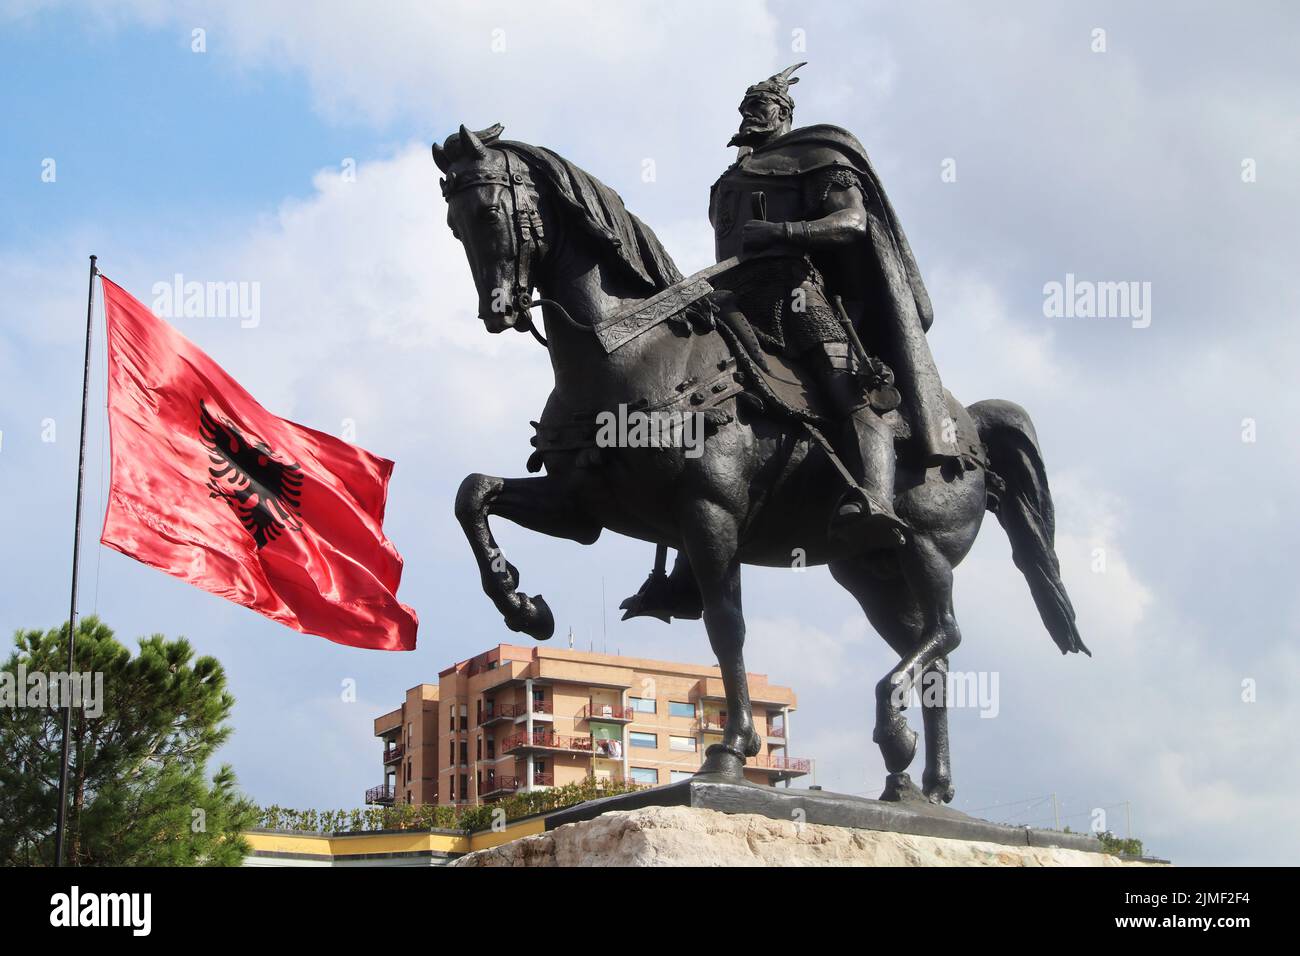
[{"left": 452, "top": 806, "right": 1160, "bottom": 867}]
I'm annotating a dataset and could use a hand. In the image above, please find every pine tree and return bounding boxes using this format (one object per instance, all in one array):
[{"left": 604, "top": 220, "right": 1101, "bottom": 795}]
[{"left": 0, "top": 616, "right": 257, "bottom": 865}]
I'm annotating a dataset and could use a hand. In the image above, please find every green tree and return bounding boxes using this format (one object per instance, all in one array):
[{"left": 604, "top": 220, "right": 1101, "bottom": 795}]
[{"left": 0, "top": 616, "right": 257, "bottom": 865}]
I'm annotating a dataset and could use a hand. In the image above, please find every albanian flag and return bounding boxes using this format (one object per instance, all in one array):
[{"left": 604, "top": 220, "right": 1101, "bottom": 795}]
[{"left": 99, "top": 277, "right": 418, "bottom": 650}]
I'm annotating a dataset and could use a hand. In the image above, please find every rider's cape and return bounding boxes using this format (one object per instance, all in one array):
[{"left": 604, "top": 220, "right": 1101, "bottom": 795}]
[{"left": 711, "top": 124, "right": 952, "bottom": 462}]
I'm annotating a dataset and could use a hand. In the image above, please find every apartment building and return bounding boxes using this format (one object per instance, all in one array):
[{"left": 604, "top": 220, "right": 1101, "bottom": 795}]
[{"left": 368, "top": 643, "right": 809, "bottom": 807}]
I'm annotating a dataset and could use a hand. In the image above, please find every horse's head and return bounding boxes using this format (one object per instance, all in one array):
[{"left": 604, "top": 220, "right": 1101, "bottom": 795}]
[{"left": 434, "top": 124, "right": 546, "bottom": 334}]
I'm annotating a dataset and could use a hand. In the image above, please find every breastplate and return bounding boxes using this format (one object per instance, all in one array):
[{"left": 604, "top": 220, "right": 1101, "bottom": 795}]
[{"left": 710, "top": 168, "right": 805, "bottom": 262}]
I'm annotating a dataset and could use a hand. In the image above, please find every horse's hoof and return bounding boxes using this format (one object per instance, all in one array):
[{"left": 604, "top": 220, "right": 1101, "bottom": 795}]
[
  {"left": 923, "top": 773, "right": 956, "bottom": 804},
  {"left": 879, "top": 771, "right": 926, "bottom": 803},
  {"left": 873, "top": 717, "right": 918, "bottom": 773},
  {"left": 741, "top": 726, "right": 762, "bottom": 758},
  {"left": 696, "top": 743, "right": 746, "bottom": 779},
  {"left": 505, "top": 593, "right": 554, "bottom": 641}
]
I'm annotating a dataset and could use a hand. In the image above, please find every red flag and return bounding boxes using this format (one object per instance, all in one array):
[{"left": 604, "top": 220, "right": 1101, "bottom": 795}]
[{"left": 99, "top": 277, "right": 418, "bottom": 650}]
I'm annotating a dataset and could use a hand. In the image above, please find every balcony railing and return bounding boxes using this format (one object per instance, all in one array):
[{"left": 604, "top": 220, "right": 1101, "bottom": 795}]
[
  {"left": 481, "top": 700, "right": 552, "bottom": 725},
  {"left": 578, "top": 700, "right": 634, "bottom": 722},
  {"left": 480, "top": 772, "right": 554, "bottom": 798},
  {"left": 365, "top": 784, "right": 395, "bottom": 805},
  {"left": 480, "top": 775, "right": 518, "bottom": 797},
  {"left": 382, "top": 744, "right": 404, "bottom": 764},
  {"left": 766, "top": 726, "right": 786, "bottom": 739},
  {"left": 480, "top": 703, "right": 522, "bottom": 725},
  {"left": 502, "top": 730, "right": 595, "bottom": 755},
  {"left": 749, "top": 754, "right": 811, "bottom": 774},
  {"left": 697, "top": 716, "right": 727, "bottom": 734}
]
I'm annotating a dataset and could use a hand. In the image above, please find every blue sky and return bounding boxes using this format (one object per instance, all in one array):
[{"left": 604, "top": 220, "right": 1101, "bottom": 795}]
[{"left": 2, "top": 0, "right": 1298, "bottom": 865}]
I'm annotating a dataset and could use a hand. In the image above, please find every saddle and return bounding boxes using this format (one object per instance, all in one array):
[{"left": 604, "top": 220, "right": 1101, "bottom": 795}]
[
  {"left": 526, "top": 300, "right": 985, "bottom": 472},
  {"left": 710, "top": 310, "right": 986, "bottom": 469}
]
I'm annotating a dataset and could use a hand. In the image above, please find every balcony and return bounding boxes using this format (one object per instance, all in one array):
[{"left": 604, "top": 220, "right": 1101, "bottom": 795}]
[
  {"left": 697, "top": 716, "right": 727, "bottom": 735},
  {"left": 501, "top": 730, "right": 595, "bottom": 756},
  {"left": 766, "top": 725, "right": 786, "bottom": 740},
  {"left": 747, "top": 754, "right": 811, "bottom": 778},
  {"left": 381, "top": 744, "right": 404, "bottom": 765},
  {"left": 479, "top": 772, "right": 554, "bottom": 799},
  {"left": 479, "top": 775, "right": 518, "bottom": 798},
  {"left": 579, "top": 700, "right": 634, "bottom": 723},
  {"left": 365, "top": 784, "right": 395, "bottom": 805},
  {"left": 479, "top": 703, "right": 522, "bottom": 727},
  {"left": 480, "top": 700, "right": 553, "bottom": 727}
]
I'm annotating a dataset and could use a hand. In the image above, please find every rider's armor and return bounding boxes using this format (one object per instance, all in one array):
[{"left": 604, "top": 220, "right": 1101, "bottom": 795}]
[{"left": 709, "top": 134, "right": 913, "bottom": 549}]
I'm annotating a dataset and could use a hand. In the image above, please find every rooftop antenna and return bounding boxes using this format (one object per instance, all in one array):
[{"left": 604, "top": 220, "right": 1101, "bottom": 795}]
[
  {"left": 601, "top": 576, "right": 608, "bottom": 653},
  {"left": 567, "top": 626, "right": 574, "bottom": 649}
]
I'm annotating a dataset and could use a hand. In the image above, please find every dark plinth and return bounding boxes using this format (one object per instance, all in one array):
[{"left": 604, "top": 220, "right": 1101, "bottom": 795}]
[{"left": 545, "top": 775, "right": 1105, "bottom": 854}]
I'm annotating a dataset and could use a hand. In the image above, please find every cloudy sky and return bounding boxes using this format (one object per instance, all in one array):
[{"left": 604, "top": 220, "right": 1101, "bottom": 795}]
[{"left": 2, "top": 1, "right": 1296, "bottom": 865}]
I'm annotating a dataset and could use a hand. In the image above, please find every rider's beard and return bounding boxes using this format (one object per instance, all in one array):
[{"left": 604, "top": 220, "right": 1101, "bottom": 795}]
[{"left": 728, "top": 117, "right": 782, "bottom": 148}]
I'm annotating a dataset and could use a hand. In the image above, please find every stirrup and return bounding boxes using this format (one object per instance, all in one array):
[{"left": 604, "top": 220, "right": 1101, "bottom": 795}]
[{"left": 831, "top": 490, "right": 908, "bottom": 551}]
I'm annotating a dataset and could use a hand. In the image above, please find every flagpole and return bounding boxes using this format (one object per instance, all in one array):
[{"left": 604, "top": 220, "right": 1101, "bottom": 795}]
[{"left": 55, "top": 254, "right": 97, "bottom": 867}]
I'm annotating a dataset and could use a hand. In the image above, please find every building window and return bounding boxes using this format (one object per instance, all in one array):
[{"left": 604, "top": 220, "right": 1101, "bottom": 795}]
[
  {"left": 629, "top": 731, "right": 657, "bottom": 749},
  {"left": 630, "top": 767, "right": 658, "bottom": 786},
  {"left": 405, "top": 758, "right": 412, "bottom": 782},
  {"left": 532, "top": 688, "right": 545, "bottom": 705},
  {"left": 460, "top": 774, "right": 469, "bottom": 799},
  {"left": 670, "top": 771, "right": 694, "bottom": 784},
  {"left": 669, "top": 701, "right": 695, "bottom": 719},
  {"left": 629, "top": 696, "right": 656, "bottom": 714},
  {"left": 487, "top": 738, "right": 495, "bottom": 759},
  {"left": 476, "top": 737, "right": 482, "bottom": 760},
  {"left": 406, "top": 722, "right": 413, "bottom": 747},
  {"left": 459, "top": 741, "right": 468, "bottom": 766},
  {"left": 669, "top": 735, "right": 696, "bottom": 753}
]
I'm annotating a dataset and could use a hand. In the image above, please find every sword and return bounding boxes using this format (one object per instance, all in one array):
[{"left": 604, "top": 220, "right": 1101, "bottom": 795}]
[
  {"left": 592, "top": 255, "right": 742, "bottom": 353},
  {"left": 591, "top": 190, "right": 781, "bottom": 353}
]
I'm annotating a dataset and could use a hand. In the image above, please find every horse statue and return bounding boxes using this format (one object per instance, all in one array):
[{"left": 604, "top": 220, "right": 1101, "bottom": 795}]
[{"left": 434, "top": 123, "right": 1088, "bottom": 804}]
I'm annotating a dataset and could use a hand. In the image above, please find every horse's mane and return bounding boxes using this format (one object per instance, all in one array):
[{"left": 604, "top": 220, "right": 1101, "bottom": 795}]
[{"left": 499, "top": 141, "right": 683, "bottom": 293}]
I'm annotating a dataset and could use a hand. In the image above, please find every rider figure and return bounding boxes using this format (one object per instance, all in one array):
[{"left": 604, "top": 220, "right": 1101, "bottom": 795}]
[{"left": 709, "top": 62, "right": 959, "bottom": 549}]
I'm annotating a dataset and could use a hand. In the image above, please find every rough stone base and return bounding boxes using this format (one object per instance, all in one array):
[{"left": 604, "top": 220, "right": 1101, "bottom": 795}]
[{"left": 452, "top": 806, "right": 1159, "bottom": 867}]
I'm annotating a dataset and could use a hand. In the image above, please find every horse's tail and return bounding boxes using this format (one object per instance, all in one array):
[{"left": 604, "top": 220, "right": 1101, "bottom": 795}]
[{"left": 968, "top": 399, "right": 1090, "bottom": 656}]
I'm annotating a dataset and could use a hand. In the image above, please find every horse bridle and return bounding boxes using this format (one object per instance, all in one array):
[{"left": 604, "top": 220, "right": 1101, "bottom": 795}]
[{"left": 441, "top": 149, "right": 555, "bottom": 340}]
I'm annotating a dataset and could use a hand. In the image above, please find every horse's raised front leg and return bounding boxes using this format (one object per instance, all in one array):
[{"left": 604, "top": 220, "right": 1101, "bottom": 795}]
[
  {"left": 454, "top": 473, "right": 602, "bottom": 640},
  {"left": 680, "top": 499, "right": 761, "bottom": 779}
]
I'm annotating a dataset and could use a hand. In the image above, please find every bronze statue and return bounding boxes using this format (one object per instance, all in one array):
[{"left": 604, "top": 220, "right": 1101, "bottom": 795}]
[{"left": 435, "top": 63, "right": 1088, "bottom": 805}]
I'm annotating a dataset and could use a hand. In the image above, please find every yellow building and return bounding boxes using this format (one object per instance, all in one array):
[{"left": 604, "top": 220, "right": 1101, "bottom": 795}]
[{"left": 369, "top": 643, "right": 807, "bottom": 807}]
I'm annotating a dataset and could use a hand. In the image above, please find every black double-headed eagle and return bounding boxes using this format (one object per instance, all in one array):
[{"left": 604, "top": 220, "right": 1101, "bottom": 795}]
[{"left": 199, "top": 401, "right": 303, "bottom": 549}]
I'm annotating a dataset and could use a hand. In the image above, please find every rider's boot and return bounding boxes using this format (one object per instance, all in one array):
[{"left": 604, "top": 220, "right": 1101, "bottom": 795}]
[
  {"left": 619, "top": 550, "right": 703, "bottom": 622},
  {"left": 815, "top": 343, "right": 909, "bottom": 551},
  {"left": 831, "top": 406, "right": 908, "bottom": 551}
]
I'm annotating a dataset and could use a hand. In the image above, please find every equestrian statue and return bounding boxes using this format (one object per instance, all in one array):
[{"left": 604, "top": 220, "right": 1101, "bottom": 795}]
[{"left": 434, "top": 62, "right": 1089, "bottom": 805}]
